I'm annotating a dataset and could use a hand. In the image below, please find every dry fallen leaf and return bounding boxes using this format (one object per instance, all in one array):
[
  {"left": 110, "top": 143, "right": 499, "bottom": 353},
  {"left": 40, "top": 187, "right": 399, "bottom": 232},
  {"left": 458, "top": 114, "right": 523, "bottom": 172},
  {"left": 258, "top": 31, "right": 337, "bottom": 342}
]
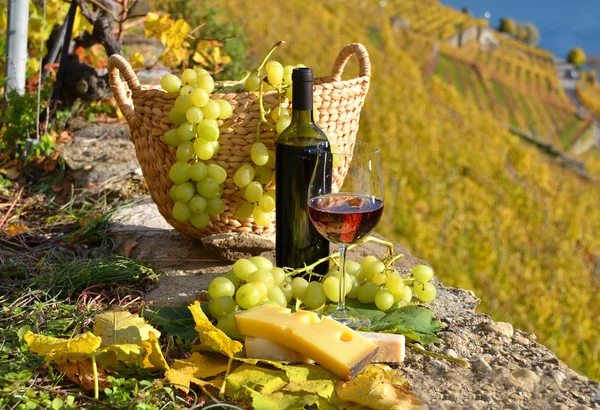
[
  {"left": 6, "top": 224, "right": 28, "bottom": 236},
  {"left": 188, "top": 301, "right": 243, "bottom": 358},
  {"left": 57, "top": 359, "right": 112, "bottom": 392},
  {"left": 140, "top": 332, "right": 169, "bottom": 371}
]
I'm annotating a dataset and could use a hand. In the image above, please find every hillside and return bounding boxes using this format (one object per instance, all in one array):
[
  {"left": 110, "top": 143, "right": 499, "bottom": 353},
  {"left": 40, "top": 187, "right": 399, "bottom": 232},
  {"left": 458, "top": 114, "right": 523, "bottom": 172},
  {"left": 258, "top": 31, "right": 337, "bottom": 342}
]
[{"left": 205, "top": 0, "right": 600, "bottom": 379}]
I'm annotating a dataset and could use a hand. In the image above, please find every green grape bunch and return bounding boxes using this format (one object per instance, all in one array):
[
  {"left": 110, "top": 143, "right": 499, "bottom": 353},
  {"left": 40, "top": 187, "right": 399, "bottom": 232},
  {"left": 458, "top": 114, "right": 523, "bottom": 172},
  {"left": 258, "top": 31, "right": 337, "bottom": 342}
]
[{"left": 203, "top": 237, "right": 439, "bottom": 340}]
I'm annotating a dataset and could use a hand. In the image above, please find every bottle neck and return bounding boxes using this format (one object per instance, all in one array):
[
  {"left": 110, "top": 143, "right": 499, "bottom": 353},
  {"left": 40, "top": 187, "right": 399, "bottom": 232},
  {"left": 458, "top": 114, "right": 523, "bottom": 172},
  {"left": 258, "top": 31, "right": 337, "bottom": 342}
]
[{"left": 291, "top": 109, "right": 314, "bottom": 123}]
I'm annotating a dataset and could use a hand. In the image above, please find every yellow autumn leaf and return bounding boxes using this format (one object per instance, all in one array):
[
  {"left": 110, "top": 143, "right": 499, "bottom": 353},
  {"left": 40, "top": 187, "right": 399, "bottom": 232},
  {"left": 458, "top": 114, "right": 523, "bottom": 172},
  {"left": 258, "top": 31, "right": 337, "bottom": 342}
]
[
  {"left": 164, "top": 352, "right": 228, "bottom": 393},
  {"left": 24, "top": 331, "right": 101, "bottom": 365},
  {"left": 224, "top": 363, "right": 287, "bottom": 402},
  {"left": 335, "top": 365, "right": 425, "bottom": 410},
  {"left": 93, "top": 310, "right": 161, "bottom": 347},
  {"left": 140, "top": 332, "right": 169, "bottom": 371},
  {"left": 188, "top": 301, "right": 243, "bottom": 358},
  {"left": 130, "top": 52, "right": 145, "bottom": 69},
  {"left": 192, "top": 51, "right": 209, "bottom": 66},
  {"left": 165, "top": 19, "right": 190, "bottom": 49},
  {"left": 96, "top": 343, "right": 148, "bottom": 369}
]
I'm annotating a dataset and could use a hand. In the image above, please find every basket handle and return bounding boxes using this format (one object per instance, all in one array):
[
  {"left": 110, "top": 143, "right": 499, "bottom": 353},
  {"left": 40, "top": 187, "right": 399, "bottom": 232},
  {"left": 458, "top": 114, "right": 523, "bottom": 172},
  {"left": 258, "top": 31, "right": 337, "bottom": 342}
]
[
  {"left": 108, "top": 54, "right": 141, "bottom": 124},
  {"left": 331, "top": 43, "right": 371, "bottom": 81}
]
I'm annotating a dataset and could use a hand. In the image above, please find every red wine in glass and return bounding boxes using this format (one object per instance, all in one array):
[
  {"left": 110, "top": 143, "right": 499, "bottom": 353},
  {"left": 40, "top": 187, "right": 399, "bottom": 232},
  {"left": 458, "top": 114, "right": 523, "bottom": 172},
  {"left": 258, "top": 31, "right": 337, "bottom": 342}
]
[{"left": 308, "top": 193, "right": 384, "bottom": 244}]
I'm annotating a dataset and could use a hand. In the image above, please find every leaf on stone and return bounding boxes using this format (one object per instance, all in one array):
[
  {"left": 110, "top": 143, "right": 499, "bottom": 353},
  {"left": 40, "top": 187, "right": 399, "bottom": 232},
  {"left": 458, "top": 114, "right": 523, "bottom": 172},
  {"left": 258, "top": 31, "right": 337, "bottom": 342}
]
[
  {"left": 224, "top": 363, "right": 287, "bottom": 402},
  {"left": 335, "top": 365, "right": 425, "bottom": 410},
  {"left": 96, "top": 343, "right": 148, "bottom": 369},
  {"left": 164, "top": 352, "right": 229, "bottom": 392},
  {"left": 188, "top": 301, "right": 242, "bottom": 358},
  {"left": 93, "top": 311, "right": 161, "bottom": 347},
  {"left": 24, "top": 331, "right": 102, "bottom": 365},
  {"left": 140, "top": 332, "right": 169, "bottom": 371},
  {"left": 57, "top": 359, "right": 112, "bottom": 393}
]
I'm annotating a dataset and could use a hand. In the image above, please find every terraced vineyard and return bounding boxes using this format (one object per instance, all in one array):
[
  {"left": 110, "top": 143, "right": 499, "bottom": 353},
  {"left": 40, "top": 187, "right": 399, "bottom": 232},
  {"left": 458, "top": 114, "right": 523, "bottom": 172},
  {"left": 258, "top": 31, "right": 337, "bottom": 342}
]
[{"left": 578, "top": 82, "right": 600, "bottom": 117}]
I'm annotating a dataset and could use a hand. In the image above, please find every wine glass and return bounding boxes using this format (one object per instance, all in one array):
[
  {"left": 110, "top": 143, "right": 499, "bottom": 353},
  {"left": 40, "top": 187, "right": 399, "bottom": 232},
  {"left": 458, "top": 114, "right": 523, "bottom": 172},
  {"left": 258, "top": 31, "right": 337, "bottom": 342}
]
[{"left": 308, "top": 140, "right": 384, "bottom": 329}]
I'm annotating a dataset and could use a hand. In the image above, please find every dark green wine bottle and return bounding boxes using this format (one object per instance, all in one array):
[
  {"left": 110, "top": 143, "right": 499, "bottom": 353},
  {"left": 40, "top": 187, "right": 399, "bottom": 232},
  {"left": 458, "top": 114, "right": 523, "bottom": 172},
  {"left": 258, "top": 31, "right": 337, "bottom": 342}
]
[{"left": 276, "top": 68, "right": 330, "bottom": 274}]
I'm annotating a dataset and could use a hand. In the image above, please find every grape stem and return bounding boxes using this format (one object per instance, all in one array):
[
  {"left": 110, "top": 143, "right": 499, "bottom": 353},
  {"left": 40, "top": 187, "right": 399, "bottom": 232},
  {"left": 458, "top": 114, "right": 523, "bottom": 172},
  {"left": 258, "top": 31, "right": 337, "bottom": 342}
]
[{"left": 406, "top": 342, "right": 471, "bottom": 367}]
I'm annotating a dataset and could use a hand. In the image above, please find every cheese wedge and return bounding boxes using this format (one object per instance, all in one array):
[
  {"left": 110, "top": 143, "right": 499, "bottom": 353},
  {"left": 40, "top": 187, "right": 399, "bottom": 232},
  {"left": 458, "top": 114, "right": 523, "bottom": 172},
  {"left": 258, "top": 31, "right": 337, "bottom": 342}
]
[
  {"left": 234, "top": 305, "right": 378, "bottom": 380},
  {"left": 245, "top": 331, "right": 405, "bottom": 364}
]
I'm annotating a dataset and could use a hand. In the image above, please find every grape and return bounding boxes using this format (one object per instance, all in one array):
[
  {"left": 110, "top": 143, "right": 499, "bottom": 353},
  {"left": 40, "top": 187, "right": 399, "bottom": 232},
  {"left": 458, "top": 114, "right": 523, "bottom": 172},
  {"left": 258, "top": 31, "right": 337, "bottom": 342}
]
[
  {"left": 248, "top": 256, "right": 273, "bottom": 270},
  {"left": 173, "top": 201, "right": 191, "bottom": 221},
  {"left": 357, "top": 282, "right": 380, "bottom": 304},
  {"left": 197, "top": 74, "right": 215, "bottom": 93},
  {"left": 372, "top": 270, "right": 387, "bottom": 286},
  {"left": 375, "top": 289, "right": 395, "bottom": 311},
  {"left": 286, "top": 86, "right": 293, "bottom": 101},
  {"left": 195, "top": 68, "right": 209, "bottom": 78},
  {"left": 163, "top": 129, "right": 181, "bottom": 147},
  {"left": 283, "top": 65, "right": 295, "bottom": 85},
  {"left": 217, "top": 314, "right": 242, "bottom": 339},
  {"left": 169, "top": 185, "right": 178, "bottom": 201},
  {"left": 271, "top": 267, "right": 285, "bottom": 285},
  {"left": 236, "top": 284, "right": 261, "bottom": 309},
  {"left": 189, "top": 162, "right": 207, "bottom": 181},
  {"left": 291, "top": 277, "right": 309, "bottom": 299},
  {"left": 323, "top": 277, "right": 340, "bottom": 302},
  {"left": 244, "top": 181, "right": 263, "bottom": 203},
  {"left": 202, "top": 100, "right": 221, "bottom": 120},
  {"left": 222, "top": 87, "right": 234, "bottom": 94},
  {"left": 174, "top": 94, "right": 193, "bottom": 112},
  {"left": 247, "top": 269, "right": 274, "bottom": 287},
  {"left": 255, "top": 166, "right": 273, "bottom": 185},
  {"left": 347, "top": 276, "right": 360, "bottom": 299},
  {"left": 266, "top": 61, "right": 283, "bottom": 86},
  {"left": 180, "top": 85, "right": 193, "bottom": 95},
  {"left": 271, "top": 107, "right": 289, "bottom": 122},
  {"left": 177, "top": 122, "right": 197, "bottom": 141},
  {"left": 207, "top": 164, "right": 227, "bottom": 184},
  {"left": 386, "top": 274, "right": 405, "bottom": 295},
  {"left": 235, "top": 201, "right": 254, "bottom": 219},
  {"left": 233, "top": 165, "right": 255, "bottom": 188},
  {"left": 175, "top": 181, "right": 195, "bottom": 202},
  {"left": 268, "top": 285, "right": 288, "bottom": 307},
  {"left": 364, "top": 260, "right": 385, "bottom": 282},
  {"left": 161, "top": 74, "right": 182, "bottom": 93},
  {"left": 190, "top": 88, "right": 210, "bottom": 107},
  {"left": 279, "top": 282, "right": 293, "bottom": 303},
  {"left": 252, "top": 282, "right": 269, "bottom": 301},
  {"left": 216, "top": 99, "right": 233, "bottom": 119},
  {"left": 303, "top": 282, "right": 326, "bottom": 309},
  {"left": 345, "top": 260, "right": 362, "bottom": 277},
  {"left": 400, "top": 286, "right": 412, "bottom": 302},
  {"left": 169, "top": 161, "right": 191, "bottom": 184},
  {"left": 223, "top": 271, "right": 241, "bottom": 289},
  {"left": 258, "top": 195, "right": 275, "bottom": 213},
  {"left": 205, "top": 197, "right": 225, "bottom": 216},
  {"left": 197, "top": 119, "right": 219, "bottom": 142},
  {"left": 296, "top": 64, "right": 306, "bottom": 68},
  {"left": 253, "top": 206, "right": 271, "bottom": 227},
  {"left": 232, "top": 83, "right": 246, "bottom": 93},
  {"left": 412, "top": 265, "right": 434, "bottom": 283},
  {"left": 196, "top": 177, "right": 220, "bottom": 198},
  {"left": 189, "top": 212, "right": 209, "bottom": 228},
  {"left": 233, "top": 259, "right": 258, "bottom": 281},
  {"left": 186, "top": 107, "right": 203, "bottom": 124},
  {"left": 181, "top": 69, "right": 197, "bottom": 86},
  {"left": 276, "top": 115, "right": 291, "bottom": 134},
  {"left": 189, "top": 195, "right": 207, "bottom": 213},
  {"left": 169, "top": 109, "right": 187, "bottom": 125},
  {"left": 209, "top": 277, "right": 236, "bottom": 299},
  {"left": 245, "top": 74, "right": 261, "bottom": 91},
  {"left": 266, "top": 151, "right": 276, "bottom": 168},
  {"left": 250, "top": 142, "right": 269, "bottom": 166},
  {"left": 414, "top": 282, "right": 437, "bottom": 302},
  {"left": 208, "top": 296, "right": 236, "bottom": 320},
  {"left": 176, "top": 141, "right": 194, "bottom": 162},
  {"left": 266, "top": 189, "right": 276, "bottom": 200},
  {"left": 359, "top": 255, "right": 379, "bottom": 270},
  {"left": 193, "top": 139, "right": 215, "bottom": 160}
]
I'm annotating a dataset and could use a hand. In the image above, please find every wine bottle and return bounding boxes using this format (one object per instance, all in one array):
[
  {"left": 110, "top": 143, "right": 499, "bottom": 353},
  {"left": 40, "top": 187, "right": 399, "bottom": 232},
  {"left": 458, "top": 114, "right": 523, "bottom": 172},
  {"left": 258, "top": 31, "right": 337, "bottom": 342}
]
[{"left": 276, "top": 67, "right": 330, "bottom": 274}]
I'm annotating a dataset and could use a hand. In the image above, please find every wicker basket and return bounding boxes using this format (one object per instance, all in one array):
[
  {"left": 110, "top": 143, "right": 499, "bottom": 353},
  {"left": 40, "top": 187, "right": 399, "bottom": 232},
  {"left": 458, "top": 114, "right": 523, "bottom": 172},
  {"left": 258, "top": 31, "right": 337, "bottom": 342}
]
[{"left": 108, "top": 43, "right": 371, "bottom": 238}]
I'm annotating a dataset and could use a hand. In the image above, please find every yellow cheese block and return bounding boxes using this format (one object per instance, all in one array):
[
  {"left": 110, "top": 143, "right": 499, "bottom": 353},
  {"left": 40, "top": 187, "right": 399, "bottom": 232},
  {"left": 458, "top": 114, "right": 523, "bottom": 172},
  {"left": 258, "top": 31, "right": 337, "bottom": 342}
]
[
  {"left": 235, "top": 305, "right": 379, "bottom": 380},
  {"left": 245, "top": 331, "right": 405, "bottom": 364}
]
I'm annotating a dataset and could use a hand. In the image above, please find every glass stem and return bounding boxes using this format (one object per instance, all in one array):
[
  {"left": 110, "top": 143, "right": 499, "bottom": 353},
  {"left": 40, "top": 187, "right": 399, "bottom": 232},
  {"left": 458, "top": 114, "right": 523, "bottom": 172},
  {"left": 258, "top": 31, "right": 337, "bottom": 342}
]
[{"left": 335, "top": 244, "right": 349, "bottom": 319}]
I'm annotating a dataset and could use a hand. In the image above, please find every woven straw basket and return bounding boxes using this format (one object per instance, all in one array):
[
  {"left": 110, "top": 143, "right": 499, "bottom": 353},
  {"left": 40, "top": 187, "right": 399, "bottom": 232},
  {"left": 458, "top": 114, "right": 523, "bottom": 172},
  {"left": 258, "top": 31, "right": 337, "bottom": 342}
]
[{"left": 108, "top": 43, "right": 371, "bottom": 238}]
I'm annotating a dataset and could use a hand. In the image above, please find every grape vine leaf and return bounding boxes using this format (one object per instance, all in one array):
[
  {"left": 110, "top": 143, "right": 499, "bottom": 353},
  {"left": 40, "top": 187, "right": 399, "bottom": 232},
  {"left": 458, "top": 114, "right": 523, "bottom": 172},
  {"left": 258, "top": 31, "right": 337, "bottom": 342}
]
[
  {"left": 56, "top": 359, "right": 112, "bottom": 393},
  {"left": 164, "top": 352, "right": 229, "bottom": 393},
  {"left": 93, "top": 311, "right": 161, "bottom": 347},
  {"left": 96, "top": 343, "right": 147, "bottom": 368},
  {"left": 224, "top": 364, "right": 288, "bottom": 401},
  {"left": 24, "top": 332, "right": 102, "bottom": 364},
  {"left": 188, "top": 301, "right": 243, "bottom": 357},
  {"left": 143, "top": 306, "right": 197, "bottom": 342},
  {"left": 140, "top": 332, "right": 169, "bottom": 371},
  {"left": 335, "top": 365, "right": 426, "bottom": 410}
]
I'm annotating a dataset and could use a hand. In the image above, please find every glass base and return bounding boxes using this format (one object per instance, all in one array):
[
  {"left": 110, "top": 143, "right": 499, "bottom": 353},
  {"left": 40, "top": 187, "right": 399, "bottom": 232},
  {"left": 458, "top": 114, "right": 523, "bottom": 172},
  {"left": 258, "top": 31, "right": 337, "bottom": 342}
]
[{"left": 329, "top": 309, "right": 371, "bottom": 330}]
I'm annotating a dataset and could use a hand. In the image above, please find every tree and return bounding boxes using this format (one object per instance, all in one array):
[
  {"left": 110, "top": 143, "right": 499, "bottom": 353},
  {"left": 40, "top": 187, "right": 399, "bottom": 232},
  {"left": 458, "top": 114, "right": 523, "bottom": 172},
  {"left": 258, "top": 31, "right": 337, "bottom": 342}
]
[
  {"left": 498, "top": 18, "right": 516, "bottom": 35},
  {"left": 567, "top": 47, "right": 587, "bottom": 67},
  {"left": 521, "top": 22, "right": 540, "bottom": 46}
]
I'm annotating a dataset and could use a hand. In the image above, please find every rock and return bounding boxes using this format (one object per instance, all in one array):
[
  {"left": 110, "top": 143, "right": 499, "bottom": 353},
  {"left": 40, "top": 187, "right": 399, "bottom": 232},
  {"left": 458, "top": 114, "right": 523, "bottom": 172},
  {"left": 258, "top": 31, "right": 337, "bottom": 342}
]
[
  {"left": 551, "top": 370, "right": 566, "bottom": 387},
  {"left": 514, "top": 336, "right": 530, "bottom": 345},
  {"left": 444, "top": 348, "right": 458, "bottom": 358},
  {"left": 201, "top": 232, "right": 275, "bottom": 262},
  {"left": 570, "top": 407, "right": 592, "bottom": 410},
  {"left": 472, "top": 356, "right": 493, "bottom": 375},
  {"left": 512, "top": 368, "right": 541, "bottom": 385},
  {"left": 485, "top": 322, "right": 514, "bottom": 338}
]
